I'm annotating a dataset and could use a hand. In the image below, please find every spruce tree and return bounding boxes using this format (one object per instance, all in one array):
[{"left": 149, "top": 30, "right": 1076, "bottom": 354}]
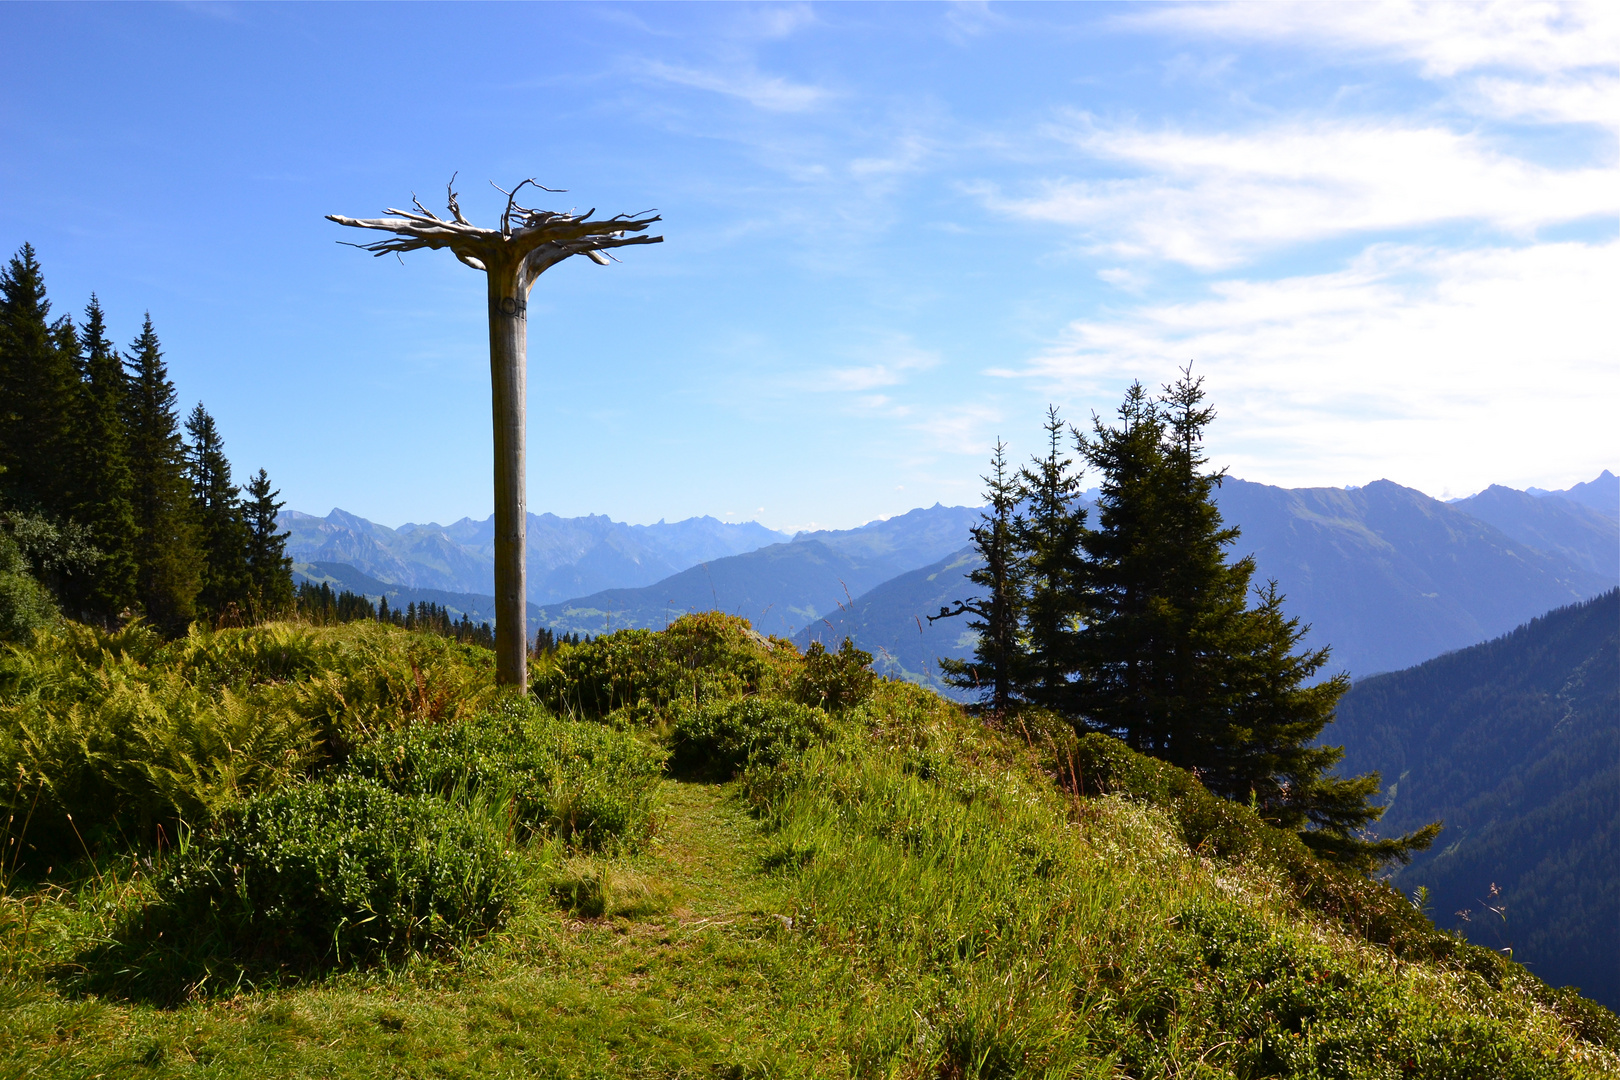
[
  {"left": 1071, "top": 370, "right": 1433, "bottom": 867},
  {"left": 125, "top": 315, "right": 200, "bottom": 633},
  {"left": 69, "top": 296, "right": 139, "bottom": 621},
  {"left": 0, "top": 244, "right": 80, "bottom": 518},
  {"left": 1012, "top": 407, "right": 1090, "bottom": 715},
  {"left": 185, "top": 402, "right": 251, "bottom": 617},
  {"left": 1070, "top": 380, "right": 1195, "bottom": 752},
  {"left": 242, "top": 466, "right": 293, "bottom": 618},
  {"left": 932, "top": 440, "right": 1026, "bottom": 714},
  {"left": 1220, "top": 582, "right": 1438, "bottom": 868}
]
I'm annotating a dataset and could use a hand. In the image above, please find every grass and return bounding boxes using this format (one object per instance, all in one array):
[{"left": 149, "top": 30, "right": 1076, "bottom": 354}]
[{"left": 1, "top": 615, "right": 1616, "bottom": 1078}]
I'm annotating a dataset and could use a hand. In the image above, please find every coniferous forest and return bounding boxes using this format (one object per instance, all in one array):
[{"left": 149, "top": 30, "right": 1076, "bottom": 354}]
[
  {"left": 0, "top": 246, "right": 1615, "bottom": 1076},
  {"left": 0, "top": 244, "right": 293, "bottom": 635}
]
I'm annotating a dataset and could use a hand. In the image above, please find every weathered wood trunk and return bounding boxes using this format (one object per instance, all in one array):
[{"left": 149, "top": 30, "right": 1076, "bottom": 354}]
[
  {"left": 488, "top": 265, "right": 528, "bottom": 688},
  {"left": 328, "top": 183, "right": 661, "bottom": 693}
]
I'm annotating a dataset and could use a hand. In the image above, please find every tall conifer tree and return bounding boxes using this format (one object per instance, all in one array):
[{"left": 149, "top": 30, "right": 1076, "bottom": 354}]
[
  {"left": 185, "top": 402, "right": 251, "bottom": 616},
  {"left": 242, "top": 467, "right": 293, "bottom": 617},
  {"left": 933, "top": 441, "right": 1026, "bottom": 714},
  {"left": 69, "top": 296, "right": 139, "bottom": 620},
  {"left": 1070, "top": 381, "right": 1189, "bottom": 751},
  {"left": 1070, "top": 370, "right": 1432, "bottom": 867},
  {"left": 125, "top": 315, "right": 200, "bottom": 632},
  {"left": 1012, "top": 407, "right": 1090, "bottom": 715},
  {"left": 0, "top": 244, "right": 80, "bottom": 518}
]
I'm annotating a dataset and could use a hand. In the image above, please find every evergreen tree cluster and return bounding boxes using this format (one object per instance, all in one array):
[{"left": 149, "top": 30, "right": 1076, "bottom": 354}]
[
  {"left": 0, "top": 243, "right": 292, "bottom": 633},
  {"left": 292, "top": 582, "right": 498, "bottom": 649},
  {"left": 532, "top": 626, "right": 590, "bottom": 654},
  {"left": 937, "top": 370, "right": 1439, "bottom": 870}
]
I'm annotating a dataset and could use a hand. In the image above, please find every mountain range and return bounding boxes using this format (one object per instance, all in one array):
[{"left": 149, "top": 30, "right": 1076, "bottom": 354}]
[
  {"left": 801, "top": 477, "right": 1616, "bottom": 687},
  {"left": 285, "top": 472, "right": 1615, "bottom": 678},
  {"left": 527, "top": 504, "right": 983, "bottom": 640},
  {"left": 282, "top": 509, "right": 789, "bottom": 604}
]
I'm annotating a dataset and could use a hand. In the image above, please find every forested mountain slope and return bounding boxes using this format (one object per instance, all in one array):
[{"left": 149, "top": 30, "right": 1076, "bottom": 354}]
[
  {"left": 1332, "top": 590, "right": 1619, "bottom": 1009},
  {"left": 291, "top": 560, "right": 540, "bottom": 627}
]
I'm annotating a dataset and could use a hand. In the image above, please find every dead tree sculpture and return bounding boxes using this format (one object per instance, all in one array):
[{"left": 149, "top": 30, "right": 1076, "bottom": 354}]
[{"left": 329, "top": 177, "right": 662, "bottom": 688}]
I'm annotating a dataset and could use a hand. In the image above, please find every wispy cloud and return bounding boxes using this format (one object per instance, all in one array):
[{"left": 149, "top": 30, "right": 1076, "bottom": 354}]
[
  {"left": 640, "top": 60, "right": 829, "bottom": 113},
  {"left": 1017, "top": 239, "right": 1619, "bottom": 495},
  {"left": 814, "top": 338, "right": 940, "bottom": 394},
  {"left": 908, "top": 402, "right": 1006, "bottom": 452},
  {"left": 1133, "top": 1, "right": 1620, "bottom": 78},
  {"left": 977, "top": 119, "right": 1616, "bottom": 269}
]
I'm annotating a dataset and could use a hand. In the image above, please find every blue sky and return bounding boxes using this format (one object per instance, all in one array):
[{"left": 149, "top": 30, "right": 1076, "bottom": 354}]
[{"left": 1, "top": 2, "right": 1614, "bottom": 531}]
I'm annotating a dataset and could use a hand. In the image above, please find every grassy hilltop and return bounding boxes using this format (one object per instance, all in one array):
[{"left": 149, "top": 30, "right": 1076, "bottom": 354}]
[{"left": 2, "top": 613, "right": 1617, "bottom": 1078}]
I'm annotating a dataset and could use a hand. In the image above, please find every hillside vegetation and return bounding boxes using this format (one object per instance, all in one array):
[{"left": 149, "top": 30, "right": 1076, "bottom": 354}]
[
  {"left": 1334, "top": 589, "right": 1620, "bottom": 1010},
  {"left": 3, "top": 613, "right": 1616, "bottom": 1078}
]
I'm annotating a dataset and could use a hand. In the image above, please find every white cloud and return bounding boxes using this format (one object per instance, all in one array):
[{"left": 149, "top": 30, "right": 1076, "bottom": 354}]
[
  {"left": 640, "top": 60, "right": 828, "bottom": 112},
  {"left": 1019, "top": 239, "right": 1620, "bottom": 495},
  {"left": 814, "top": 338, "right": 940, "bottom": 393},
  {"left": 981, "top": 120, "right": 1616, "bottom": 268},
  {"left": 1137, "top": 1, "right": 1620, "bottom": 78},
  {"left": 909, "top": 402, "right": 1006, "bottom": 451},
  {"left": 1468, "top": 73, "right": 1620, "bottom": 129}
]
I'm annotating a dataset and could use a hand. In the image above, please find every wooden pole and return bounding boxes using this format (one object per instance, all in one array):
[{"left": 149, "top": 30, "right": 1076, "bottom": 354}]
[
  {"left": 489, "top": 263, "right": 528, "bottom": 688},
  {"left": 327, "top": 180, "right": 661, "bottom": 692}
]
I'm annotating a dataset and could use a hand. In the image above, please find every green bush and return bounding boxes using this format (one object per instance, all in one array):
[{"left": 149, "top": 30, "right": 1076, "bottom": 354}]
[
  {"left": 0, "top": 530, "right": 58, "bottom": 642},
  {"left": 346, "top": 699, "right": 666, "bottom": 850},
  {"left": 159, "top": 777, "right": 520, "bottom": 967},
  {"left": 669, "top": 697, "right": 831, "bottom": 780},
  {"left": 530, "top": 612, "right": 787, "bottom": 724},
  {"left": 791, "top": 637, "right": 876, "bottom": 713}
]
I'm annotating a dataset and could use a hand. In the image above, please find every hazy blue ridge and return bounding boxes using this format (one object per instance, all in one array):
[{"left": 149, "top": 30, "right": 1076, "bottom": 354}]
[
  {"left": 291, "top": 561, "right": 539, "bottom": 627},
  {"left": 529, "top": 538, "right": 917, "bottom": 641},
  {"left": 1451, "top": 484, "right": 1619, "bottom": 578},
  {"left": 797, "top": 545, "right": 981, "bottom": 697},
  {"left": 280, "top": 510, "right": 791, "bottom": 604},
  {"left": 1211, "top": 478, "right": 1613, "bottom": 675},
  {"left": 1330, "top": 589, "right": 1619, "bottom": 1010},
  {"left": 285, "top": 475, "right": 1614, "bottom": 684},
  {"left": 792, "top": 503, "right": 984, "bottom": 569},
  {"left": 1527, "top": 469, "right": 1619, "bottom": 522}
]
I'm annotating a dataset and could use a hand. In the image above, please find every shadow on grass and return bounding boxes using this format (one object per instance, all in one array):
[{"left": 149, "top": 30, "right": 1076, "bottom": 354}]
[{"left": 48, "top": 904, "right": 340, "bottom": 1007}]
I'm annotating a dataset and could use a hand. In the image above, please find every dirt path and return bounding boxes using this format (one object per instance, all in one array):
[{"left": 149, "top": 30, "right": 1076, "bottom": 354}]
[{"left": 643, "top": 779, "right": 774, "bottom": 922}]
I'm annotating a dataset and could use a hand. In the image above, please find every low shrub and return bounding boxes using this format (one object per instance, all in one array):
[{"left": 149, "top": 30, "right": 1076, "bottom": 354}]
[
  {"left": 0, "top": 530, "right": 58, "bottom": 642},
  {"left": 791, "top": 637, "right": 876, "bottom": 713},
  {"left": 346, "top": 699, "right": 666, "bottom": 850},
  {"left": 669, "top": 697, "right": 831, "bottom": 780},
  {"left": 159, "top": 777, "right": 520, "bottom": 967},
  {"left": 530, "top": 612, "right": 790, "bottom": 723}
]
